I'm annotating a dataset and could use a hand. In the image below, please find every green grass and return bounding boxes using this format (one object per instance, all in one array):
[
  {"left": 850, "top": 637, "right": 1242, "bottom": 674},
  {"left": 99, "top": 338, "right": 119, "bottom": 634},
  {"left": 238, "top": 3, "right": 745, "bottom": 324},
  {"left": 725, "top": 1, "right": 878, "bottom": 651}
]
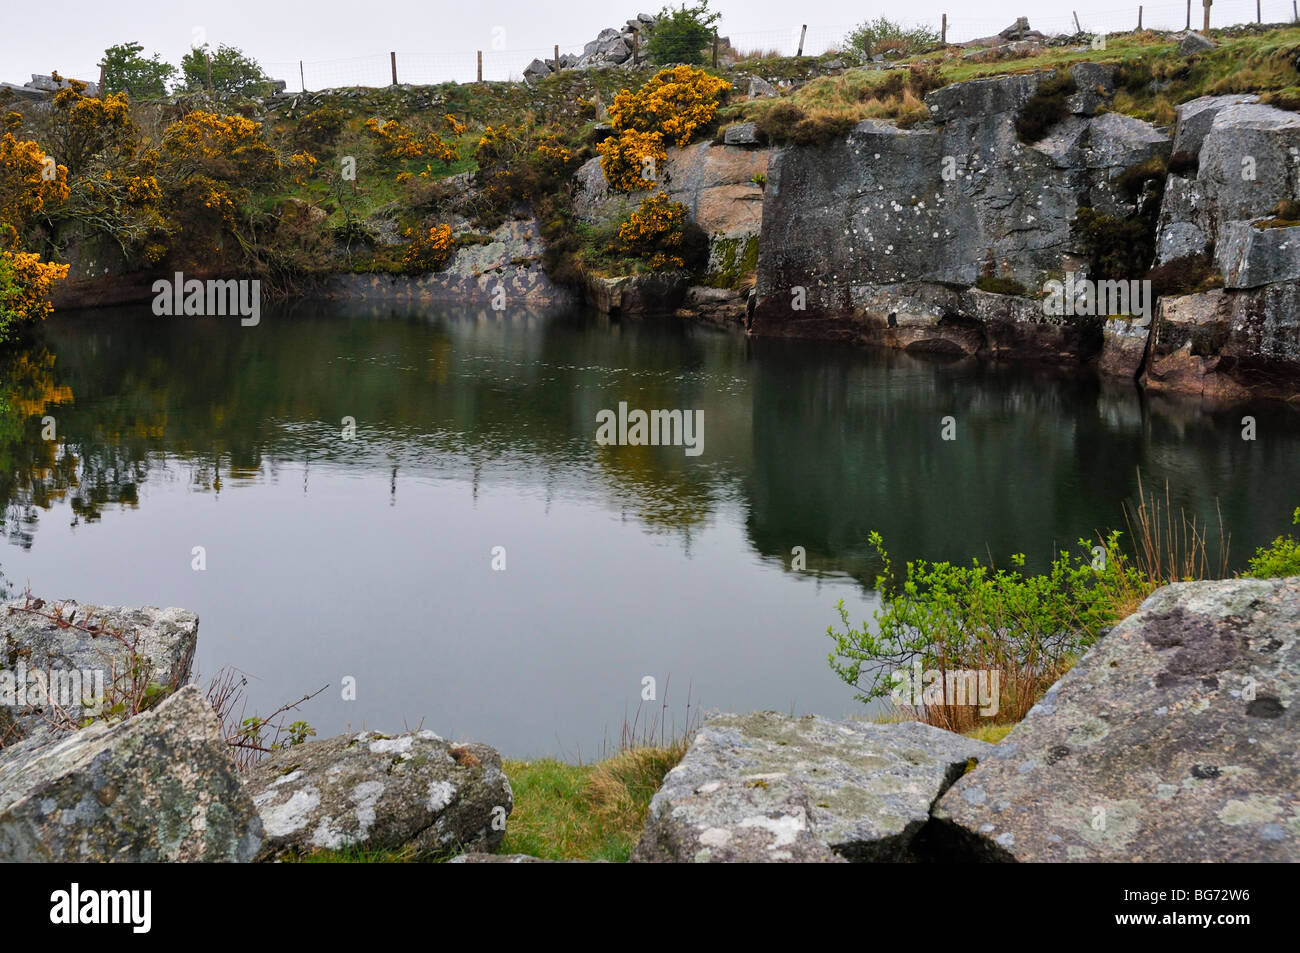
[{"left": 287, "top": 741, "right": 686, "bottom": 863}]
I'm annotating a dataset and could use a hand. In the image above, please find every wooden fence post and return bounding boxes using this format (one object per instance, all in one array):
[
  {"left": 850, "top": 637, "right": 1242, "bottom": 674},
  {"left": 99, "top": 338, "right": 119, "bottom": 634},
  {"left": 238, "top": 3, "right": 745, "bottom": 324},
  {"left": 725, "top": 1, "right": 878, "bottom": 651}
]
[
  {"left": 712, "top": 31, "right": 719, "bottom": 67},
  {"left": 1257, "top": 0, "right": 1261, "bottom": 22},
  {"left": 1203, "top": 0, "right": 1211, "bottom": 35},
  {"left": 1138, "top": 5, "right": 1143, "bottom": 29},
  {"left": 1186, "top": 0, "right": 1192, "bottom": 29},
  {"left": 97, "top": 62, "right": 105, "bottom": 95},
  {"left": 299, "top": 60, "right": 305, "bottom": 92},
  {"left": 1073, "top": 11, "right": 1082, "bottom": 33},
  {"left": 204, "top": 53, "right": 213, "bottom": 92},
  {"left": 477, "top": 50, "right": 483, "bottom": 82},
  {"left": 554, "top": 44, "right": 559, "bottom": 67},
  {"left": 797, "top": 24, "right": 806, "bottom": 57},
  {"left": 390, "top": 51, "right": 397, "bottom": 86},
  {"left": 942, "top": 14, "right": 947, "bottom": 45}
]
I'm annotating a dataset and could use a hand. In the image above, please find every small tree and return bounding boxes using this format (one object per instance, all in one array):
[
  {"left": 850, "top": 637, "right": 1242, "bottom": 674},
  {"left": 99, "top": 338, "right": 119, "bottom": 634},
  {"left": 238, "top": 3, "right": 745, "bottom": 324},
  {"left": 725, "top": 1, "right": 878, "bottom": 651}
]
[
  {"left": 844, "top": 17, "right": 941, "bottom": 58},
  {"left": 180, "top": 44, "right": 271, "bottom": 97},
  {"left": 101, "top": 42, "right": 176, "bottom": 99},
  {"left": 647, "top": 1, "right": 721, "bottom": 66}
]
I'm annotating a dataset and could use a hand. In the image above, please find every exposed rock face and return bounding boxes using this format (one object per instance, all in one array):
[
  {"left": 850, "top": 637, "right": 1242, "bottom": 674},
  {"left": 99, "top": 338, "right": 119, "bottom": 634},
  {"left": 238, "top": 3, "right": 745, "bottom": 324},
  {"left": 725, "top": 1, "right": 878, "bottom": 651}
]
[
  {"left": 1097, "top": 318, "right": 1150, "bottom": 379},
  {"left": 932, "top": 576, "right": 1300, "bottom": 862},
  {"left": 1, "top": 599, "right": 198, "bottom": 751},
  {"left": 575, "top": 140, "right": 771, "bottom": 296},
  {"left": 753, "top": 69, "right": 1169, "bottom": 361},
  {"left": 246, "top": 729, "right": 512, "bottom": 860},
  {"left": 0, "top": 685, "right": 261, "bottom": 862},
  {"left": 631, "top": 711, "right": 991, "bottom": 863},
  {"left": 1144, "top": 284, "right": 1300, "bottom": 401},
  {"left": 319, "top": 219, "right": 572, "bottom": 306},
  {"left": 1178, "top": 31, "right": 1217, "bottom": 56},
  {"left": 585, "top": 272, "right": 689, "bottom": 314}
]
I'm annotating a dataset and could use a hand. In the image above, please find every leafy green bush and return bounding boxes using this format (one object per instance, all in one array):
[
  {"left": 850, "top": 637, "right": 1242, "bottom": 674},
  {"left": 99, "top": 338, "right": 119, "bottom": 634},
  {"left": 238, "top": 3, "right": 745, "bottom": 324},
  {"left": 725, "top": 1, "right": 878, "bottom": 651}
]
[
  {"left": 843, "top": 17, "right": 941, "bottom": 58},
  {"left": 1245, "top": 508, "right": 1300, "bottom": 578},
  {"left": 646, "top": 2, "right": 721, "bottom": 66},
  {"left": 1072, "top": 207, "right": 1156, "bottom": 281},
  {"left": 827, "top": 531, "right": 1148, "bottom": 728},
  {"left": 101, "top": 42, "right": 176, "bottom": 99}
]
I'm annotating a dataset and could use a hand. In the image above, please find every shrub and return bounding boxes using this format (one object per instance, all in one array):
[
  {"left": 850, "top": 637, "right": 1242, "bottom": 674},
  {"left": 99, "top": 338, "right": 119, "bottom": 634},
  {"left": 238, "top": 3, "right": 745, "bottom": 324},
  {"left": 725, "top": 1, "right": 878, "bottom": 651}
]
[
  {"left": 366, "top": 117, "right": 457, "bottom": 164},
  {"left": 646, "top": 1, "right": 721, "bottom": 66},
  {"left": 1015, "top": 72, "right": 1078, "bottom": 144},
  {"left": 400, "top": 223, "right": 454, "bottom": 273},
  {"left": 607, "top": 65, "right": 730, "bottom": 147},
  {"left": 0, "top": 129, "right": 70, "bottom": 247},
  {"left": 101, "top": 42, "right": 176, "bottom": 99},
  {"left": 597, "top": 129, "right": 668, "bottom": 192},
  {"left": 617, "top": 191, "right": 706, "bottom": 270},
  {"left": 293, "top": 105, "right": 347, "bottom": 151},
  {"left": 754, "top": 101, "right": 806, "bottom": 143},
  {"left": 1145, "top": 253, "right": 1223, "bottom": 297},
  {"left": 1245, "top": 508, "right": 1300, "bottom": 578},
  {"left": 843, "top": 17, "right": 941, "bottom": 58},
  {"left": 1167, "top": 150, "right": 1199, "bottom": 176},
  {"left": 1072, "top": 206, "right": 1156, "bottom": 281},
  {"left": 179, "top": 44, "right": 271, "bottom": 97},
  {"left": 827, "top": 531, "right": 1148, "bottom": 730},
  {"left": 0, "top": 250, "right": 70, "bottom": 343}
]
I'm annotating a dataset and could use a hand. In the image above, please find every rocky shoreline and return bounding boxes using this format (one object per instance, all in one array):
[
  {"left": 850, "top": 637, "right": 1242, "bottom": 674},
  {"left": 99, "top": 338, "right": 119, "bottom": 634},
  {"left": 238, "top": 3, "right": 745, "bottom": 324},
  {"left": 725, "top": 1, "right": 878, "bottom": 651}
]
[{"left": 1, "top": 574, "right": 1294, "bottom": 862}]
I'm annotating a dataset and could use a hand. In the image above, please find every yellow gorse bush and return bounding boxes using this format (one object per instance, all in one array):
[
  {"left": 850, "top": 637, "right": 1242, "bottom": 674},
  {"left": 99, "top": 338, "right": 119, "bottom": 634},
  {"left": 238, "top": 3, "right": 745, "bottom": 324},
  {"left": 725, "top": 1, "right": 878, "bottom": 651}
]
[
  {"left": 608, "top": 65, "right": 730, "bottom": 147},
  {"left": 0, "top": 133, "right": 70, "bottom": 248},
  {"left": 0, "top": 249, "right": 70, "bottom": 332},
  {"left": 597, "top": 129, "right": 668, "bottom": 193},
  {"left": 600, "top": 65, "right": 727, "bottom": 192},
  {"left": 617, "top": 191, "right": 690, "bottom": 269},
  {"left": 366, "top": 117, "right": 458, "bottom": 164},
  {"left": 400, "top": 223, "right": 454, "bottom": 272}
]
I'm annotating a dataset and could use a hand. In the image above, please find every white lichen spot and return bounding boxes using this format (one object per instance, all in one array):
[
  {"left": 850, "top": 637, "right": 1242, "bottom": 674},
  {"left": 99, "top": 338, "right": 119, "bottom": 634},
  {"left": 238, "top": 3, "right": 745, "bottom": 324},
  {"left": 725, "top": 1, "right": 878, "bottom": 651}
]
[
  {"left": 369, "top": 735, "right": 415, "bottom": 756},
  {"left": 261, "top": 787, "right": 321, "bottom": 837},
  {"left": 427, "top": 780, "right": 457, "bottom": 813},
  {"left": 738, "top": 810, "right": 806, "bottom": 848},
  {"left": 699, "top": 827, "right": 731, "bottom": 847}
]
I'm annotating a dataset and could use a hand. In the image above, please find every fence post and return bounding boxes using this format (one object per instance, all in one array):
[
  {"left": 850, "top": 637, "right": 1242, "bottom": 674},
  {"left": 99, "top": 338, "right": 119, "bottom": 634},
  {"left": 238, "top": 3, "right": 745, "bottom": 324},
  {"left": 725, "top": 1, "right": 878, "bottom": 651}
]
[
  {"left": 1257, "top": 0, "right": 1262, "bottom": 22},
  {"left": 712, "top": 31, "right": 719, "bottom": 67},
  {"left": 390, "top": 51, "right": 397, "bottom": 86},
  {"left": 477, "top": 50, "right": 483, "bottom": 82},
  {"left": 942, "top": 14, "right": 947, "bottom": 45},
  {"left": 1295, "top": 0, "right": 1298, "bottom": 21},
  {"left": 554, "top": 44, "right": 559, "bottom": 67},
  {"left": 1203, "top": 0, "right": 1211, "bottom": 34},
  {"left": 299, "top": 61, "right": 305, "bottom": 92},
  {"left": 797, "top": 24, "right": 806, "bottom": 57},
  {"left": 1138, "top": 6, "right": 1143, "bottom": 29},
  {"left": 1186, "top": 0, "right": 1192, "bottom": 29},
  {"left": 1073, "top": 11, "right": 1082, "bottom": 33},
  {"left": 632, "top": 32, "right": 638, "bottom": 61},
  {"left": 97, "top": 61, "right": 105, "bottom": 95},
  {"left": 204, "top": 52, "right": 213, "bottom": 93}
]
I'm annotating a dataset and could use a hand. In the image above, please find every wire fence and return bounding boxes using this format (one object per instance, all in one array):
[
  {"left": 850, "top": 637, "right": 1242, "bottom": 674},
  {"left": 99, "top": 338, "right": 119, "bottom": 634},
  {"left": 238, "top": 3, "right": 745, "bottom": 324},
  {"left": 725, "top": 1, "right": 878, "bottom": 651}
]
[{"left": 258, "top": 0, "right": 1300, "bottom": 91}]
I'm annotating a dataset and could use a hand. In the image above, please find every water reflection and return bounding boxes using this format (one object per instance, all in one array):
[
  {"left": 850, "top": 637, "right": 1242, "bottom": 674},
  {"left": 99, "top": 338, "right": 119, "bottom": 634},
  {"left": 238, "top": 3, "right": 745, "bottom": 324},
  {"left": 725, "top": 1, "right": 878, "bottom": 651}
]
[{"left": 1, "top": 303, "right": 1297, "bottom": 754}]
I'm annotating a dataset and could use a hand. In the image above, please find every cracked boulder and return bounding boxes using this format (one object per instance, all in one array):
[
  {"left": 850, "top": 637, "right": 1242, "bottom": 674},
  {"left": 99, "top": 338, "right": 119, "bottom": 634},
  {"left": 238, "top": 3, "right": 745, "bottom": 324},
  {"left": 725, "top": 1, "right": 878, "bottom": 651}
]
[
  {"left": 246, "top": 729, "right": 512, "bottom": 860},
  {"left": 0, "top": 685, "right": 261, "bottom": 861},
  {"left": 631, "top": 712, "right": 991, "bottom": 862},
  {"left": 1, "top": 599, "right": 198, "bottom": 751},
  {"left": 932, "top": 576, "right": 1300, "bottom": 861}
]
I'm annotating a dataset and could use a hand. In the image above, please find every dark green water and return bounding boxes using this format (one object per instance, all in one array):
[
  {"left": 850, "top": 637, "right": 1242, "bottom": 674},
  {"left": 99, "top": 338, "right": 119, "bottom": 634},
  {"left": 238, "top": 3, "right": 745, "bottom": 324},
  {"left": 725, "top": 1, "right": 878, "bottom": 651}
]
[{"left": 2, "top": 303, "right": 1297, "bottom": 757}]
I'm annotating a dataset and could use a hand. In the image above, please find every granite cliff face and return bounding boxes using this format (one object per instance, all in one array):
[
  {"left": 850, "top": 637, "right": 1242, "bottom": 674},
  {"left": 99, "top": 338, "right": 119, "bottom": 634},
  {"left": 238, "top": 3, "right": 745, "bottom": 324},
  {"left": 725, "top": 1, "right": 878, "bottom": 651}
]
[{"left": 748, "top": 69, "right": 1300, "bottom": 400}]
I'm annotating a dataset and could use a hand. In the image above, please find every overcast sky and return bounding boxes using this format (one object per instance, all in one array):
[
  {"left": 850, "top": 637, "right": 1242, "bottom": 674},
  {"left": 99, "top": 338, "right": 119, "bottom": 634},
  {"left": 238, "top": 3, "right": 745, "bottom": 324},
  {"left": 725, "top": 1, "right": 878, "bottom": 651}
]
[{"left": 1, "top": 0, "right": 1286, "bottom": 88}]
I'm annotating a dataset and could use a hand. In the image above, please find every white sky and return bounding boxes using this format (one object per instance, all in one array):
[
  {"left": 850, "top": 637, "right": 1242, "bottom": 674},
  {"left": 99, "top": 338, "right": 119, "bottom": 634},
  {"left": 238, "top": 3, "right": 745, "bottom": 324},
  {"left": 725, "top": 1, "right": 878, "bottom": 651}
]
[{"left": 1, "top": 0, "right": 1289, "bottom": 88}]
